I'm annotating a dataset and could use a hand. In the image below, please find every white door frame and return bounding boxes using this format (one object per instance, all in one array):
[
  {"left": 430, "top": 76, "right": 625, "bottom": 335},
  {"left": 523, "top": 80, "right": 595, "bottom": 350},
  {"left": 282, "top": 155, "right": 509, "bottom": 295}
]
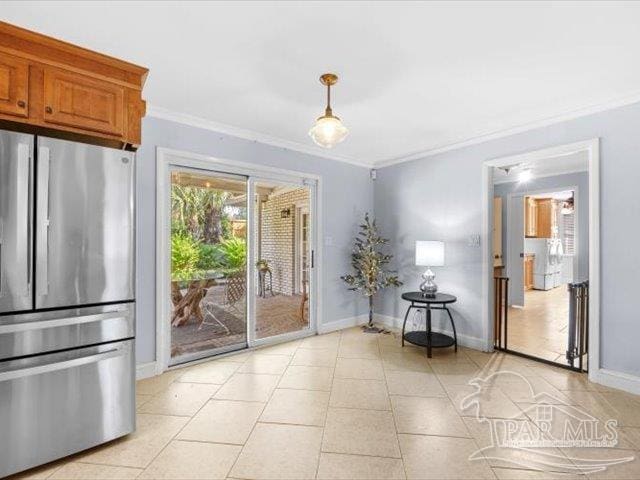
[
  {"left": 155, "top": 147, "right": 323, "bottom": 374},
  {"left": 481, "top": 139, "right": 600, "bottom": 383},
  {"left": 295, "top": 204, "right": 310, "bottom": 294}
]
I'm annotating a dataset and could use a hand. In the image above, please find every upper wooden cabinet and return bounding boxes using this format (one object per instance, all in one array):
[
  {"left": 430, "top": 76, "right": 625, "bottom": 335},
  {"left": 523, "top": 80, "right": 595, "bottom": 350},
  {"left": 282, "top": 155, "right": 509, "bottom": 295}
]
[
  {"left": 0, "top": 22, "right": 147, "bottom": 149},
  {"left": 536, "top": 199, "right": 557, "bottom": 238},
  {"left": 43, "top": 67, "right": 125, "bottom": 136},
  {"left": 525, "top": 196, "right": 557, "bottom": 238},
  {"left": 525, "top": 197, "right": 538, "bottom": 237},
  {"left": 0, "top": 51, "right": 29, "bottom": 118}
]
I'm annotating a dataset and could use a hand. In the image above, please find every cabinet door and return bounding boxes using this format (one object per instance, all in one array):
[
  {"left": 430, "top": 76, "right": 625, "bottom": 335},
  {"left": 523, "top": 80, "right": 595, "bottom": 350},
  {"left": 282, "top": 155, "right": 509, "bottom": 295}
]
[
  {"left": 0, "top": 52, "right": 29, "bottom": 118},
  {"left": 536, "top": 199, "right": 552, "bottom": 238},
  {"left": 43, "top": 68, "right": 124, "bottom": 136},
  {"left": 525, "top": 197, "right": 537, "bottom": 237}
]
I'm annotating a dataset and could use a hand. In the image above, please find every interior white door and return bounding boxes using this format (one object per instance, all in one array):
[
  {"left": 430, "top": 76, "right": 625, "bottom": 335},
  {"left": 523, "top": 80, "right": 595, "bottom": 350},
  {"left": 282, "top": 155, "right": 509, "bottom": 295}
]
[{"left": 507, "top": 195, "right": 525, "bottom": 306}]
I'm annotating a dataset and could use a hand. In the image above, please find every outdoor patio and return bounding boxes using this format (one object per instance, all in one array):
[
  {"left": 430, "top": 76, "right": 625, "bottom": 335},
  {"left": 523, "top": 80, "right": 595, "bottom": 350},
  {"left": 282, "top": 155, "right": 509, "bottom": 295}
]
[{"left": 171, "top": 285, "right": 308, "bottom": 359}]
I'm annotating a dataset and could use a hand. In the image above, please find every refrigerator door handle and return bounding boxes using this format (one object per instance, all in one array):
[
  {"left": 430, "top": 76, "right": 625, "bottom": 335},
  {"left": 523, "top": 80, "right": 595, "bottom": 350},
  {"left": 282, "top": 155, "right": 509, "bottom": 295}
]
[
  {"left": 0, "top": 345, "right": 125, "bottom": 382},
  {"left": 17, "top": 143, "right": 31, "bottom": 295},
  {"left": 36, "top": 146, "right": 50, "bottom": 298},
  {"left": 0, "top": 309, "right": 129, "bottom": 334},
  {"left": 0, "top": 229, "right": 2, "bottom": 295}
]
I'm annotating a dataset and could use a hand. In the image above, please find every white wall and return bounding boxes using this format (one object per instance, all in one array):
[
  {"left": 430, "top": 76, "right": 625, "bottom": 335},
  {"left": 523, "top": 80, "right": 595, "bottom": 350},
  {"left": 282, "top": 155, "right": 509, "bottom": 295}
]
[
  {"left": 135, "top": 116, "right": 374, "bottom": 364},
  {"left": 374, "top": 101, "right": 640, "bottom": 378}
]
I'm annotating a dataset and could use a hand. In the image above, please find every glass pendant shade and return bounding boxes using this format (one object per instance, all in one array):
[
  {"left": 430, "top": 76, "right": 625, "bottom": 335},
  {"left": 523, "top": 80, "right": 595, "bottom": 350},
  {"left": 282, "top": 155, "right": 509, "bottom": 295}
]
[
  {"left": 309, "top": 73, "right": 348, "bottom": 148},
  {"left": 309, "top": 114, "right": 348, "bottom": 148}
]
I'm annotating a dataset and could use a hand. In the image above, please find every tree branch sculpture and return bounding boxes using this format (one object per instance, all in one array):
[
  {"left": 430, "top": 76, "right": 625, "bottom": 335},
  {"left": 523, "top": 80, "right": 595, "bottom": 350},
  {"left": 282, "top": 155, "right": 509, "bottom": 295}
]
[{"left": 341, "top": 213, "right": 402, "bottom": 332}]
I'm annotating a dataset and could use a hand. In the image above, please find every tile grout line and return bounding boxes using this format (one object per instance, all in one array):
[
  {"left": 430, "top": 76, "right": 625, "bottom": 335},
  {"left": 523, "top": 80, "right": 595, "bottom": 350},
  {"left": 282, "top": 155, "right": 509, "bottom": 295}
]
[
  {"left": 136, "top": 350, "right": 262, "bottom": 477},
  {"left": 225, "top": 342, "right": 295, "bottom": 479},
  {"left": 377, "top": 331, "right": 410, "bottom": 480},
  {"left": 313, "top": 331, "right": 341, "bottom": 479}
]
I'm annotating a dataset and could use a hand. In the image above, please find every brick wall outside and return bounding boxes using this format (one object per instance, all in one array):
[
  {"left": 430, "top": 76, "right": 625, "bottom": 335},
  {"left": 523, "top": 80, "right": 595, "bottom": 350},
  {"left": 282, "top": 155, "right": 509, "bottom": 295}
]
[{"left": 259, "top": 188, "right": 309, "bottom": 295}]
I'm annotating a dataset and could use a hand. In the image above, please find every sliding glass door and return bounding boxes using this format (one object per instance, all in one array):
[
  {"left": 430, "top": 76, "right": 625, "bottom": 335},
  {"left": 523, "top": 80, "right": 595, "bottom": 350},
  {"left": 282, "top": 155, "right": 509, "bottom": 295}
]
[
  {"left": 249, "top": 179, "right": 315, "bottom": 344},
  {"left": 166, "top": 165, "right": 317, "bottom": 366},
  {"left": 169, "top": 168, "right": 248, "bottom": 365}
]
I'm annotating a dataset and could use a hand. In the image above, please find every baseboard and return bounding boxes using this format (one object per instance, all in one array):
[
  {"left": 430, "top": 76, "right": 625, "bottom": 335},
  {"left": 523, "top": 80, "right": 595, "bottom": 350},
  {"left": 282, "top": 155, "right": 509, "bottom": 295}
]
[
  {"left": 590, "top": 368, "right": 640, "bottom": 396},
  {"left": 136, "top": 361, "right": 157, "bottom": 380},
  {"left": 373, "top": 313, "right": 487, "bottom": 351},
  {"left": 318, "top": 314, "right": 369, "bottom": 334}
]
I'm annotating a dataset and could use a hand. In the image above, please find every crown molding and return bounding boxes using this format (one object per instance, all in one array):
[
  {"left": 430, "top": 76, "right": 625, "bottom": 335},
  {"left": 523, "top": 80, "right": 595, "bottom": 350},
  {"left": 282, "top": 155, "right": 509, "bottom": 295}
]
[
  {"left": 149, "top": 90, "right": 640, "bottom": 171},
  {"left": 373, "top": 91, "right": 640, "bottom": 168},
  {"left": 146, "top": 104, "right": 372, "bottom": 168}
]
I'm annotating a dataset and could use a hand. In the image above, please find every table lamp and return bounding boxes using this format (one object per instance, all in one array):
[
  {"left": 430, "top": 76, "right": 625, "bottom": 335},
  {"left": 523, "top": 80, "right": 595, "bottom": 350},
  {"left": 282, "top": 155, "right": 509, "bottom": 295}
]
[{"left": 415, "top": 241, "right": 445, "bottom": 297}]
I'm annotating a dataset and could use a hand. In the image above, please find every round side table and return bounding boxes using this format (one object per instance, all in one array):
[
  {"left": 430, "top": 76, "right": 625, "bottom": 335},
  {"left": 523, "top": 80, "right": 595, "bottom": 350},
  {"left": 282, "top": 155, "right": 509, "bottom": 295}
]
[{"left": 400, "top": 291, "right": 458, "bottom": 358}]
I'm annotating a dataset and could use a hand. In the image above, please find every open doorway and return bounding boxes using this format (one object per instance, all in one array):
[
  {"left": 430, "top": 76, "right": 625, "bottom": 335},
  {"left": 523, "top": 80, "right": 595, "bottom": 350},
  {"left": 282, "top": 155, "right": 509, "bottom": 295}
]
[{"left": 489, "top": 142, "right": 596, "bottom": 371}]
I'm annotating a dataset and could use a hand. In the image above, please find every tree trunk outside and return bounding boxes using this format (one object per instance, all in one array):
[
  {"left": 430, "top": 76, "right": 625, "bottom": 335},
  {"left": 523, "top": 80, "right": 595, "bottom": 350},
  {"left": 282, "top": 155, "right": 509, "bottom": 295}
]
[
  {"left": 203, "top": 205, "right": 223, "bottom": 244},
  {"left": 368, "top": 295, "right": 374, "bottom": 327}
]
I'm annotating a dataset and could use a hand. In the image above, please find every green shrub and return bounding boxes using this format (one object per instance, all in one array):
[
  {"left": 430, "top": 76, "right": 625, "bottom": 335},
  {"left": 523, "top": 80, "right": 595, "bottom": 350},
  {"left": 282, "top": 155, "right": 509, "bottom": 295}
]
[
  {"left": 220, "top": 237, "right": 246, "bottom": 270},
  {"left": 171, "top": 232, "right": 201, "bottom": 282},
  {"left": 197, "top": 243, "right": 226, "bottom": 271}
]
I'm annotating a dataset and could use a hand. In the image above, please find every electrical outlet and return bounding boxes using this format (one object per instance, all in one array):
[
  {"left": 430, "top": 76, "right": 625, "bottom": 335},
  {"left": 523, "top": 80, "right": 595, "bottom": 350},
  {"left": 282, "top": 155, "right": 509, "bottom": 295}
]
[{"left": 324, "top": 236, "right": 335, "bottom": 246}]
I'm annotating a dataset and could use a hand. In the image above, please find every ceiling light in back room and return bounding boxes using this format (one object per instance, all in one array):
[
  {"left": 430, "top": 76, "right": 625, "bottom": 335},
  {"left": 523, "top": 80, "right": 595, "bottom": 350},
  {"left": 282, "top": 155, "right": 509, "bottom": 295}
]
[
  {"left": 309, "top": 73, "right": 349, "bottom": 148},
  {"left": 518, "top": 169, "right": 533, "bottom": 183}
]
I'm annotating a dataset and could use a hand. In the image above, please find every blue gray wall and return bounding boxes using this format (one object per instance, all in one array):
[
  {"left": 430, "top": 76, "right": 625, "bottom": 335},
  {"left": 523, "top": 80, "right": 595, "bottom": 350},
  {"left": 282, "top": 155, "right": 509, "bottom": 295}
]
[
  {"left": 494, "top": 171, "right": 589, "bottom": 281},
  {"left": 135, "top": 116, "right": 374, "bottom": 364},
  {"left": 374, "top": 102, "right": 640, "bottom": 377}
]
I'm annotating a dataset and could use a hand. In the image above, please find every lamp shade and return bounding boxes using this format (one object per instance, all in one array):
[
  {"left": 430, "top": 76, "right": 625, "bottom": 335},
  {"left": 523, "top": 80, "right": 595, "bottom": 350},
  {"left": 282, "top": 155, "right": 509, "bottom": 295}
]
[{"left": 415, "top": 241, "right": 445, "bottom": 267}]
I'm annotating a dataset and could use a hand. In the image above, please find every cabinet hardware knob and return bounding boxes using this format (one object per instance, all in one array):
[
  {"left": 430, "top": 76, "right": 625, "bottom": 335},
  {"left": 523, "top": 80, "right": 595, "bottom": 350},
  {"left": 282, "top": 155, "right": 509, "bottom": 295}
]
[
  {"left": 17, "top": 100, "right": 26, "bottom": 108},
  {"left": 45, "top": 106, "right": 53, "bottom": 114}
]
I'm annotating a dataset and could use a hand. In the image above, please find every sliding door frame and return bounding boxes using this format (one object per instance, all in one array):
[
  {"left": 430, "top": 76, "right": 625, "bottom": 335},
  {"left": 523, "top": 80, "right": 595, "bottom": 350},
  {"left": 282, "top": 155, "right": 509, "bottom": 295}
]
[
  {"left": 155, "top": 147, "right": 323, "bottom": 375},
  {"left": 247, "top": 176, "right": 318, "bottom": 348}
]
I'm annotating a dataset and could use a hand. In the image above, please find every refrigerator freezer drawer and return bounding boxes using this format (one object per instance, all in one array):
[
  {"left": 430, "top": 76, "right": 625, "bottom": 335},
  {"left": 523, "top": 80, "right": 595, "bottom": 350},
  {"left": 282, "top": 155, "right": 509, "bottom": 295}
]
[
  {"left": 0, "top": 302, "right": 134, "bottom": 360},
  {"left": 0, "top": 339, "right": 135, "bottom": 478}
]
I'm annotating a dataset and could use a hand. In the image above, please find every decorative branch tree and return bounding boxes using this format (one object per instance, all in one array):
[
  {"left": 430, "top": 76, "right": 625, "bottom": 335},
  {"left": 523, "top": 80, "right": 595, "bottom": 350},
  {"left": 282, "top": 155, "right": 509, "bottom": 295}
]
[{"left": 341, "top": 213, "right": 402, "bottom": 333}]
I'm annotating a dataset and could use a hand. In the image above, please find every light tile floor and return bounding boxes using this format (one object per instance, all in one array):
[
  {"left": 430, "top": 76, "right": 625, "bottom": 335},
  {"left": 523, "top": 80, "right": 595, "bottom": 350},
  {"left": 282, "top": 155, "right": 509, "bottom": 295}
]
[{"left": 12, "top": 327, "right": 640, "bottom": 480}]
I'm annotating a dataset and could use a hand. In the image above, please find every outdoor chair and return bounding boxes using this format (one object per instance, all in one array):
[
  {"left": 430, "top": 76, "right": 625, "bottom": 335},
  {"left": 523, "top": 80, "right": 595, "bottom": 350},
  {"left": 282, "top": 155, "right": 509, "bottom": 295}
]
[{"left": 199, "top": 269, "right": 246, "bottom": 332}]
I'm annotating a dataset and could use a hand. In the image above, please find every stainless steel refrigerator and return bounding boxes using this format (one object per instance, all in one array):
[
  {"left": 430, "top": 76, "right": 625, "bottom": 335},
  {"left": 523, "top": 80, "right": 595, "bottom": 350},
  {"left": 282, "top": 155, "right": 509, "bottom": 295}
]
[{"left": 0, "top": 130, "right": 135, "bottom": 477}]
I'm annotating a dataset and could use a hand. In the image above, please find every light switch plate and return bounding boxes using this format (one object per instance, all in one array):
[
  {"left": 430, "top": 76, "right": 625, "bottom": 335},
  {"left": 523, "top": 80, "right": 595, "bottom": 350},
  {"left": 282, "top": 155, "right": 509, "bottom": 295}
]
[{"left": 468, "top": 234, "right": 481, "bottom": 247}]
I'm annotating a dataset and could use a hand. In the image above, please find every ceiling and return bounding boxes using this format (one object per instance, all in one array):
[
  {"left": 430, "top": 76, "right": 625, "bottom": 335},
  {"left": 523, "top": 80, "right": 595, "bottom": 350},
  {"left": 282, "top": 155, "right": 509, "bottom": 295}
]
[
  {"left": 492, "top": 150, "right": 588, "bottom": 184},
  {"left": 3, "top": 1, "right": 640, "bottom": 167}
]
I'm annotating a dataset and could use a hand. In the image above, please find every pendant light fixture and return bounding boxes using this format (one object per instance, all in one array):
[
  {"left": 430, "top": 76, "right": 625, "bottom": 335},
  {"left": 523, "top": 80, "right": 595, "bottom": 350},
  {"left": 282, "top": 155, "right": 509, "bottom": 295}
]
[{"left": 309, "top": 73, "right": 348, "bottom": 148}]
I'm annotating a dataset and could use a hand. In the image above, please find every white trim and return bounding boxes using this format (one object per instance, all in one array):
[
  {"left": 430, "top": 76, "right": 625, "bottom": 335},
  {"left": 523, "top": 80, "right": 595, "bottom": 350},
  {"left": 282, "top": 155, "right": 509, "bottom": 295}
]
[
  {"left": 150, "top": 95, "right": 640, "bottom": 170},
  {"left": 375, "top": 93, "right": 640, "bottom": 168},
  {"left": 147, "top": 104, "right": 369, "bottom": 168},
  {"left": 481, "top": 139, "right": 602, "bottom": 382},
  {"left": 318, "top": 315, "right": 369, "bottom": 334},
  {"left": 155, "top": 147, "right": 323, "bottom": 376},
  {"left": 136, "top": 362, "right": 157, "bottom": 380},
  {"left": 590, "top": 369, "right": 640, "bottom": 396},
  {"left": 158, "top": 147, "right": 322, "bottom": 182}
]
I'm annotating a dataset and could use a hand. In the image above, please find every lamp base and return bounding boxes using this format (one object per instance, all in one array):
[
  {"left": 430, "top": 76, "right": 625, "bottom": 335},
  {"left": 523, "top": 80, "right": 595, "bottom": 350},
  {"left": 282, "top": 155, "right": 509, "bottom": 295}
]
[{"left": 419, "top": 268, "right": 437, "bottom": 298}]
